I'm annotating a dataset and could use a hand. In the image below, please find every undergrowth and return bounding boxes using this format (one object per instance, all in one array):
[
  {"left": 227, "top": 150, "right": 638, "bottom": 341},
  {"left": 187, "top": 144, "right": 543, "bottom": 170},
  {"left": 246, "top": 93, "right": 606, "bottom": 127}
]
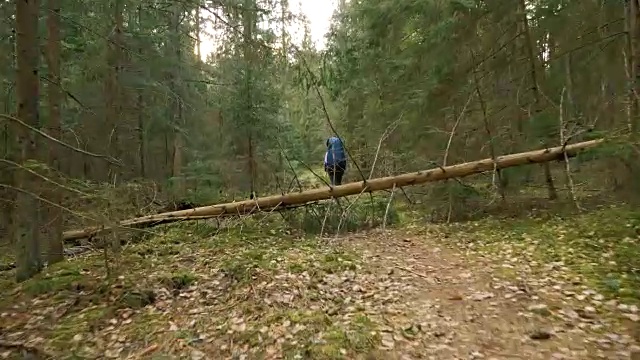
[{"left": 0, "top": 217, "right": 383, "bottom": 359}]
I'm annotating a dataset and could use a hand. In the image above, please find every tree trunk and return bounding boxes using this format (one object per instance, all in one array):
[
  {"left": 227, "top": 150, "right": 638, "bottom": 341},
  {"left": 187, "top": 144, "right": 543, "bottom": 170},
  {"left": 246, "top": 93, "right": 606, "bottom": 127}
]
[
  {"left": 195, "top": 1, "right": 201, "bottom": 61},
  {"left": 248, "top": 131, "right": 256, "bottom": 195},
  {"left": 471, "top": 51, "right": 505, "bottom": 201},
  {"left": 626, "top": 0, "right": 640, "bottom": 198},
  {"left": 1, "top": 46, "right": 15, "bottom": 245},
  {"left": 243, "top": 0, "right": 256, "bottom": 195},
  {"left": 519, "top": 0, "right": 558, "bottom": 200},
  {"left": 14, "top": 0, "right": 43, "bottom": 281},
  {"left": 45, "top": 0, "right": 63, "bottom": 264},
  {"left": 105, "top": 0, "right": 123, "bottom": 182},
  {"left": 278, "top": 0, "right": 288, "bottom": 174},
  {"left": 137, "top": 4, "right": 146, "bottom": 178},
  {"left": 170, "top": 3, "right": 185, "bottom": 198},
  {"left": 626, "top": 0, "right": 640, "bottom": 137}
]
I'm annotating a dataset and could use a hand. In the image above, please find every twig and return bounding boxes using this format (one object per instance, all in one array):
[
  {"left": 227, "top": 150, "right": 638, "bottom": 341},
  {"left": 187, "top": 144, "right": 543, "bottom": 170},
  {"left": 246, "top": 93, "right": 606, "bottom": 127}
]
[
  {"left": 394, "top": 265, "right": 432, "bottom": 279},
  {"left": 359, "top": 116, "right": 402, "bottom": 231},
  {"left": 0, "top": 183, "right": 96, "bottom": 222},
  {"left": 52, "top": 297, "right": 80, "bottom": 320},
  {"left": 383, "top": 183, "right": 396, "bottom": 230},
  {"left": 398, "top": 186, "right": 413, "bottom": 204},
  {"left": 0, "top": 158, "right": 90, "bottom": 197},
  {"left": 559, "top": 87, "right": 582, "bottom": 210},
  {"left": 320, "top": 201, "right": 331, "bottom": 238},
  {"left": 137, "top": 344, "right": 160, "bottom": 357},
  {"left": 470, "top": 51, "right": 505, "bottom": 202},
  {"left": 274, "top": 138, "right": 323, "bottom": 223},
  {"left": 254, "top": 201, "right": 284, "bottom": 227},
  {"left": 339, "top": 119, "right": 403, "bottom": 233},
  {"left": 0, "top": 113, "right": 121, "bottom": 165},
  {"left": 297, "top": 55, "right": 368, "bottom": 184},
  {"left": 368, "top": 114, "right": 403, "bottom": 180},
  {"left": 296, "top": 159, "right": 331, "bottom": 188},
  {"left": 274, "top": 138, "right": 304, "bottom": 192},
  {"left": 443, "top": 94, "right": 473, "bottom": 167},
  {"left": 336, "top": 186, "right": 369, "bottom": 235},
  {"left": 443, "top": 92, "right": 473, "bottom": 223}
]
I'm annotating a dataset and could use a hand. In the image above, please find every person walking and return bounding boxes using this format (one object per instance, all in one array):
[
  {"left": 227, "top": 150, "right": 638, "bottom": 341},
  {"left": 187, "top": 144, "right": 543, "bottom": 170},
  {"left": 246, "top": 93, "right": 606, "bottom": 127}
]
[{"left": 324, "top": 136, "right": 347, "bottom": 186}]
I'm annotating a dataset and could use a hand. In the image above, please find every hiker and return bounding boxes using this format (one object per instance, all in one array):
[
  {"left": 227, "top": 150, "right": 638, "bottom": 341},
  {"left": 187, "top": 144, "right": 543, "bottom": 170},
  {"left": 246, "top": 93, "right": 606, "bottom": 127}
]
[{"left": 324, "top": 136, "right": 347, "bottom": 186}]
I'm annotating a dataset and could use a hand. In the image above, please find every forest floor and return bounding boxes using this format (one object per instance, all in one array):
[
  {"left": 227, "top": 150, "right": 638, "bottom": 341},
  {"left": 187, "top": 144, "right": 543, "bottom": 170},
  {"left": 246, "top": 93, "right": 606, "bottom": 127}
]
[{"left": 1, "top": 205, "right": 640, "bottom": 359}]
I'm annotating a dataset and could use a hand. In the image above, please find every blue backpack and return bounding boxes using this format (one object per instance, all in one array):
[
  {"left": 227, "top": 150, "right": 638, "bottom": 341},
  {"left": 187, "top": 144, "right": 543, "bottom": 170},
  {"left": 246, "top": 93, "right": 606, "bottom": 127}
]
[{"left": 325, "top": 136, "right": 347, "bottom": 167}]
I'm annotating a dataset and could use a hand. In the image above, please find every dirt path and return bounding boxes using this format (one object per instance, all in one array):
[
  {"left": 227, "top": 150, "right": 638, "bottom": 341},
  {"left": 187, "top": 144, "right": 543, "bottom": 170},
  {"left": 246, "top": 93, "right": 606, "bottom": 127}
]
[{"left": 343, "top": 229, "right": 640, "bottom": 360}]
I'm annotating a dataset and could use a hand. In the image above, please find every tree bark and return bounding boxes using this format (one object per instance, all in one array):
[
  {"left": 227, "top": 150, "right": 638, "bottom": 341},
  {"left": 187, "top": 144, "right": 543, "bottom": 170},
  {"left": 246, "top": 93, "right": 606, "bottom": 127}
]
[
  {"left": 627, "top": 0, "right": 640, "bottom": 134},
  {"left": 45, "top": 0, "right": 64, "bottom": 264},
  {"left": 14, "top": 0, "right": 43, "bottom": 281},
  {"left": 519, "top": 0, "right": 558, "bottom": 200},
  {"left": 195, "top": 1, "right": 201, "bottom": 61},
  {"left": 243, "top": 0, "right": 257, "bottom": 195},
  {"left": 105, "top": 0, "right": 123, "bottom": 182},
  {"left": 625, "top": 0, "right": 640, "bottom": 198},
  {"left": 170, "top": 3, "right": 185, "bottom": 198},
  {"left": 136, "top": 4, "right": 146, "bottom": 178},
  {"left": 0, "top": 35, "right": 15, "bottom": 245},
  {"left": 471, "top": 51, "right": 505, "bottom": 200}
]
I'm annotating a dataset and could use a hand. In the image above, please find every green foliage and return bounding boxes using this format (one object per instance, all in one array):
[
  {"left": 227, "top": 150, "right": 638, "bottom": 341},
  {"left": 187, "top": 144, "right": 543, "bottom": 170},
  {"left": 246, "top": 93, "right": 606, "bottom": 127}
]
[
  {"left": 587, "top": 138, "right": 635, "bottom": 159},
  {"left": 319, "top": 0, "right": 634, "bottom": 202},
  {"left": 0, "top": 0, "right": 330, "bottom": 203}
]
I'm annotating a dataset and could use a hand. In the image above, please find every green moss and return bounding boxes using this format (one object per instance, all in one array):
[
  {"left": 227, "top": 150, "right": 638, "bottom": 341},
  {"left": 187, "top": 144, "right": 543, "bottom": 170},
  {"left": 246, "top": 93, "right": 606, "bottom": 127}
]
[
  {"left": 159, "top": 271, "right": 197, "bottom": 290},
  {"left": 117, "top": 288, "right": 157, "bottom": 308},
  {"left": 219, "top": 247, "right": 277, "bottom": 283},
  {"left": 23, "top": 267, "right": 92, "bottom": 296},
  {"left": 319, "top": 252, "right": 358, "bottom": 273},
  {"left": 50, "top": 305, "right": 110, "bottom": 347}
]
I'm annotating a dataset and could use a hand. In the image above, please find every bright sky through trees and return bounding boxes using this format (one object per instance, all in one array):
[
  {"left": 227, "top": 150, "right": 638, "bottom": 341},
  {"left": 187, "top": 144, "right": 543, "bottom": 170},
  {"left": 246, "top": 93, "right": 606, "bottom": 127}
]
[{"left": 197, "top": 0, "right": 338, "bottom": 61}]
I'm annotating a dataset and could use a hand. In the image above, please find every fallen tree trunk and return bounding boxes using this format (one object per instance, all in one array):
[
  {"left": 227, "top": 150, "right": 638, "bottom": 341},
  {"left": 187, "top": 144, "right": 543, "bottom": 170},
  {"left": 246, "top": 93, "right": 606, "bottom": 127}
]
[{"left": 63, "top": 139, "right": 604, "bottom": 241}]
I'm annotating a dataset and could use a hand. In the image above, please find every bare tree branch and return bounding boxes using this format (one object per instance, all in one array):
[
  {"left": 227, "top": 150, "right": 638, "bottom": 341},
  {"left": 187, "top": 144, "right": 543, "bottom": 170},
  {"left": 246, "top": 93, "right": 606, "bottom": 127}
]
[{"left": 0, "top": 114, "right": 122, "bottom": 165}]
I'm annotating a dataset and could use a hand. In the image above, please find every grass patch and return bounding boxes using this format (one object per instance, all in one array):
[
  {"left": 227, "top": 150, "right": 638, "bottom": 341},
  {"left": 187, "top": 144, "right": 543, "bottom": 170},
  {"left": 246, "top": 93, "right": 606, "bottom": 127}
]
[{"left": 450, "top": 205, "right": 640, "bottom": 302}]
